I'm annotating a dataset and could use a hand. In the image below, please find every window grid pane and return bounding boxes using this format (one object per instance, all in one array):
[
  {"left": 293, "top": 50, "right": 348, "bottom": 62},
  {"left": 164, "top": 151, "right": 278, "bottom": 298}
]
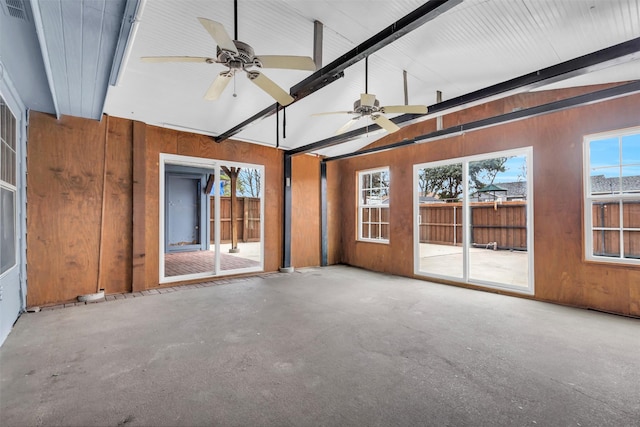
[
  {"left": 1, "top": 186, "right": 16, "bottom": 274},
  {"left": 623, "top": 201, "right": 640, "bottom": 228},
  {"left": 1, "top": 99, "right": 17, "bottom": 186},
  {"left": 623, "top": 231, "right": 640, "bottom": 259}
]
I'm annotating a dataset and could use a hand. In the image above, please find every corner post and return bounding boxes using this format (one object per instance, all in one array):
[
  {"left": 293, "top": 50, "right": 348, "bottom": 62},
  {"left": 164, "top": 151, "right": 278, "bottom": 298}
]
[
  {"left": 281, "top": 153, "right": 293, "bottom": 272},
  {"left": 321, "top": 160, "right": 328, "bottom": 266}
]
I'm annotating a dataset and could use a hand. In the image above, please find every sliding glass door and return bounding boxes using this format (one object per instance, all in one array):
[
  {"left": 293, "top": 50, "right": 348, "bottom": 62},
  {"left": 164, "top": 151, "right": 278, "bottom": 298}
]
[
  {"left": 160, "top": 154, "right": 264, "bottom": 283},
  {"left": 414, "top": 148, "right": 534, "bottom": 294}
]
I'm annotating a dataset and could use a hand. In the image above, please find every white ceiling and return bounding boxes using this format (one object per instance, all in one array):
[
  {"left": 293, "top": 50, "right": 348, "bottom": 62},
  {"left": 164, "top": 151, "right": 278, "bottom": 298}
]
[{"left": 103, "top": 0, "right": 640, "bottom": 156}]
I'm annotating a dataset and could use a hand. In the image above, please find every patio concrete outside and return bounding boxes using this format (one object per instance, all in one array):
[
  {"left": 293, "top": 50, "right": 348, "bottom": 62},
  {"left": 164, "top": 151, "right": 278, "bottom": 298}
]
[
  {"left": 1, "top": 266, "right": 639, "bottom": 426},
  {"left": 220, "top": 242, "right": 262, "bottom": 264},
  {"left": 419, "top": 243, "right": 529, "bottom": 287}
]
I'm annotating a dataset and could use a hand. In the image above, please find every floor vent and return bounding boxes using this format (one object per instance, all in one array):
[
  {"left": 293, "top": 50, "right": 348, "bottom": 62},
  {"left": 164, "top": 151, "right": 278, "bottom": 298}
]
[{"left": 3, "top": 0, "right": 28, "bottom": 22}]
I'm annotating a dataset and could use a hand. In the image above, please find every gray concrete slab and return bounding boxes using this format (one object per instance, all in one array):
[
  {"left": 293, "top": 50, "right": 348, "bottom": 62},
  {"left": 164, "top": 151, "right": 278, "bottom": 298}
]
[{"left": 1, "top": 265, "right": 639, "bottom": 426}]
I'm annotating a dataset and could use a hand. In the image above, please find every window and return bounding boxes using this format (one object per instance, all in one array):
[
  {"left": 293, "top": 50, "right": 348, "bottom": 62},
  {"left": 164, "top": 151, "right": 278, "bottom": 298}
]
[
  {"left": 0, "top": 97, "right": 17, "bottom": 275},
  {"left": 584, "top": 127, "right": 640, "bottom": 264},
  {"left": 358, "top": 167, "right": 390, "bottom": 243}
]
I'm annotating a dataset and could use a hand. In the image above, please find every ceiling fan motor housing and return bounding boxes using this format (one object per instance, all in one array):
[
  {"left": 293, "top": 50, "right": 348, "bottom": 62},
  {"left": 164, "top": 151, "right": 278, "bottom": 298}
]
[
  {"left": 217, "top": 40, "right": 255, "bottom": 70},
  {"left": 353, "top": 98, "right": 380, "bottom": 115}
]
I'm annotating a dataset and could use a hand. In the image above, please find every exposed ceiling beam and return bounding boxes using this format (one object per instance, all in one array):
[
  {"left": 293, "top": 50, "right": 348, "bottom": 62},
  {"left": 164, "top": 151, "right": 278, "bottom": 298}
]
[
  {"left": 290, "top": 36, "right": 640, "bottom": 156},
  {"left": 214, "top": 0, "right": 463, "bottom": 143},
  {"left": 323, "top": 80, "right": 640, "bottom": 162}
]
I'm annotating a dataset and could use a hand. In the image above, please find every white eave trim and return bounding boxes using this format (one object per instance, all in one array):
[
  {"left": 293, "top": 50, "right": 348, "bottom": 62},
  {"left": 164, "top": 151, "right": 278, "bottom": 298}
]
[{"left": 30, "top": 0, "right": 60, "bottom": 119}]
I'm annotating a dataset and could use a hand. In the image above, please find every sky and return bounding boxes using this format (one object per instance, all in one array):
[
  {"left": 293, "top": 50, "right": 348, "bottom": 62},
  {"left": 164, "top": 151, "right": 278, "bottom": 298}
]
[
  {"left": 491, "top": 155, "right": 526, "bottom": 184},
  {"left": 589, "top": 133, "right": 640, "bottom": 178}
]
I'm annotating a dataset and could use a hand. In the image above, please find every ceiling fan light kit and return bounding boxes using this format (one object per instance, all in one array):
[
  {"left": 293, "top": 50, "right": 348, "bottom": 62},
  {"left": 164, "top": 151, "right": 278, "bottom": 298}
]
[
  {"left": 141, "top": 14, "right": 316, "bottom": 106},
  {"left": 313, "top": 92, "right": 428, "bottom": 135},
  {"left": 312, "top": 57, "right": 428, "bottom": 135}
]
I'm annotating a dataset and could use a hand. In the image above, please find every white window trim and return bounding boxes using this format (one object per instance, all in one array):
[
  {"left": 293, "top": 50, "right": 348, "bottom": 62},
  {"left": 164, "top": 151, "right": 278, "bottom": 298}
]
[
  {"left": 413, "top": 147, "right": 535, "bottom": 295},
  {"left": 159, "top": 153, "right": 265, "bottom": 283},
  {"left": 357, "top": 166, "right": 390, "bottom": 244},
  {"left": 583, "top": 126, "right": 640, "bottom": 266}
]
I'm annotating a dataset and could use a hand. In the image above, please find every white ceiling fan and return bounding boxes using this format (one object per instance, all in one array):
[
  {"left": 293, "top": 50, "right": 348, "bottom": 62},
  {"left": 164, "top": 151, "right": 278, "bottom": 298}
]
[
  {"left": 141, "top": 3, "right": 316, "bottom": 106},
  {"left": 313, "top": 57, "right": 428, "bottom": 134}
]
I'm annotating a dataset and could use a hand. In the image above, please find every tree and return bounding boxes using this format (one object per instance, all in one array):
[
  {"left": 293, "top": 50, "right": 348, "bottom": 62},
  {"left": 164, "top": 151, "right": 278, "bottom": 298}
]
[
  {"left": 419, "top": 163, "right": 463, "bottom": 201},
  {"left": 219, "top": 168, "right": 262, "bottom": 197},
  {"left": 469, "top": 158, "right": 508, "bottom": 191},
  {"left": 238, "top": 168, "right": 261, "bottom": 197},
  {"left": 419, "top": 157, "right": 508, "bottom": 201}
]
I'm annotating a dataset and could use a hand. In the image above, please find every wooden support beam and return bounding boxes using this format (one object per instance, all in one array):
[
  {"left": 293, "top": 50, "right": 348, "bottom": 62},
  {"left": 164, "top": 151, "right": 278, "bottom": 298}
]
[
  {"left": 132, "top": 120, "right": 146, "bottom": 291},
  {"left": 222, "top": 166, "right": 240, "bottom": 252},
  {"left": 204, "top": 174, "right": 214, "bottom": 194}
]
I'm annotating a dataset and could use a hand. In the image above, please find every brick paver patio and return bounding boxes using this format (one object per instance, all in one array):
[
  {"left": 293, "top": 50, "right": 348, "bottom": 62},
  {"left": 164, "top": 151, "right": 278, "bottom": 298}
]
[{"left": 165, "top": 250, "right": 260, "bottom": 276}]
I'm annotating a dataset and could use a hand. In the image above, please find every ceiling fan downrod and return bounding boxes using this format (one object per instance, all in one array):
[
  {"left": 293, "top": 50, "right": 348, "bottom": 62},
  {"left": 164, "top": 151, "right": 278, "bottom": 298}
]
[
  {"left": 365, "top": 56, "right": 368, "bottom": 94},
  {"left": 234, "top": 0, "right": 238, "bottom": 40}
]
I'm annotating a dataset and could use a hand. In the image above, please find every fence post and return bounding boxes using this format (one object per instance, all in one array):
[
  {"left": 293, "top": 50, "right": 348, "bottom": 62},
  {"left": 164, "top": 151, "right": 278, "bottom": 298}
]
[{"left": 243, "top": 197, "right": 249, "bottom": 242}]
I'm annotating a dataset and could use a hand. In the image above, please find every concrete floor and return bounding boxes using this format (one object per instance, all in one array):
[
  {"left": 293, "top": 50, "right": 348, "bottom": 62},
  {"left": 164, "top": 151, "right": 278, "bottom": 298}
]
[{"left": 1, "top": 266, "right": 639, "bottom": 426}]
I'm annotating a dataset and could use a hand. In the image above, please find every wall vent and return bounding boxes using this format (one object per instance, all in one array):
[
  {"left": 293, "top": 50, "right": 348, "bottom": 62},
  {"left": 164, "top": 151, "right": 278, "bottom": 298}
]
[{"left": 3, "top": 0, "right": 28, "bottom": 22}]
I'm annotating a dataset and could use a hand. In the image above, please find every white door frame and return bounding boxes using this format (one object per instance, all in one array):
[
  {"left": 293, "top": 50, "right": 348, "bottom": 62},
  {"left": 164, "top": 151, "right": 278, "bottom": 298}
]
[{"left": 0, "top": 62, "right": 27, "bottom": 345}]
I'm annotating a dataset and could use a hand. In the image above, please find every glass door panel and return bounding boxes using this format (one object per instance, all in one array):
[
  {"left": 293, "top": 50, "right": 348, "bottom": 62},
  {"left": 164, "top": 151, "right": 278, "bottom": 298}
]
[
  {"left": 416, "top": 163, "right": 464, "bottom": 279},
  {"left": 218, "top": 165, "right": 263, "bottom": 273},
  {"left": 468, "top": 155, "right": 529, "bottom": 288}
]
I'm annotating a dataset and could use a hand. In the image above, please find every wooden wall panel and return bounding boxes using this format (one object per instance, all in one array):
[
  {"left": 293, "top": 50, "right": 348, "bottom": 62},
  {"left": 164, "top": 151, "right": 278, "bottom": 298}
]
[
  {"left": 27, "top": 113, "right": 105, "bottom": 305},
  {"left": 630, "top": 280, "right": 640, "bottom": 317},
  {"left": 132, "top": 121, "right": 146, "bottom": 291},
  {"left": 98, "top": 117, "right": 133, "bottom": 294},
  {"left": 332, "top": 89, "right": 640, "bottom": 316},
  {"left": 143, "top": 126, "right": 177, "bottom": 288},
  {"left": 291, "top": 154, "right": 321, "bottom": 267}
]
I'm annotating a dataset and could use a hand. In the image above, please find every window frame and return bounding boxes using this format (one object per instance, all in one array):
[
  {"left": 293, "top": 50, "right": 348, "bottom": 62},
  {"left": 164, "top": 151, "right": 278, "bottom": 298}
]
[
  {"left": 583, "top": 126, "right": 640, "bottom": 266},
  {"left": 357, "top": 167, "right": 390, "bottom": 244},
  {"left": 0, "top": 96, "right": 18, "bottom": 277}
]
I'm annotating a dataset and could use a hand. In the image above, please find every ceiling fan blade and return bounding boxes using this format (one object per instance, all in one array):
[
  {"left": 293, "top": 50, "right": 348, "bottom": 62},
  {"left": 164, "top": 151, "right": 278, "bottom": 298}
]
[
  {"left": 255, "top": 55, "right": 316, "bottom": 71},
  {"left": 336, "top": 118, "right": 359, "bottom": 135},
  {"left": 197, "top": 17, "right": 238, "bottom": 54},
  {"left": 311, "top": 111, "right": 354, "bottom": 117},
  {"left": 246, "top": 72, "right": 294, "bottom": 106},
  {"left": 141, "top": 56, "right": 213, "bottom": 63},
  {"left": 204, "top": 73, "right": 233, "bottom": 100},
  {"left": 371, "top": 114, "right": 400, "bottom": 133},
  {"left": 380, "top": 105, "right": 428, "bottom": 114},
  {"left": 360, "top": 93, "right": 377, "bottom": 108}
]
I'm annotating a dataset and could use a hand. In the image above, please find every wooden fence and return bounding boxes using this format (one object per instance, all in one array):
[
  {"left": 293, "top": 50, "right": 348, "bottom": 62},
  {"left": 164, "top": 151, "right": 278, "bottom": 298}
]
[
  {"left": 210, "top": 197, "right": 261, "bottom": 243},
  {"left": 419, "top": 201, "right": 527, "bottom": 250},
  {"left": 592, "top": 201, "right": 640, "bottom": 257}
]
